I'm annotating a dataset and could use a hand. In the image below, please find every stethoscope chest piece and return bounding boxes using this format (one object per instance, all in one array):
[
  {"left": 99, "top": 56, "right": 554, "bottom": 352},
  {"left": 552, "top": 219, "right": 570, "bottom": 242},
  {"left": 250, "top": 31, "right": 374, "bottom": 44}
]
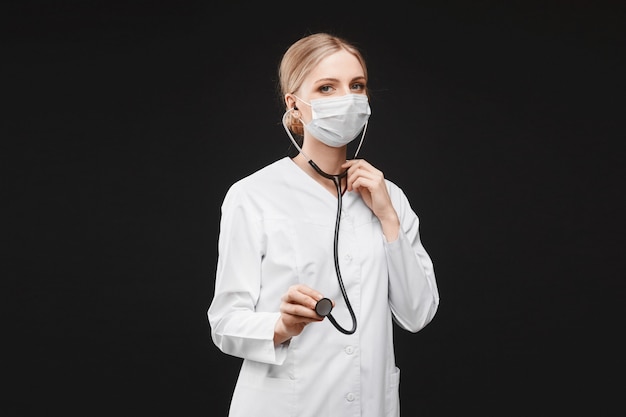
[{"left": 315, "top": 297, "right": 333, "bottom": 317}]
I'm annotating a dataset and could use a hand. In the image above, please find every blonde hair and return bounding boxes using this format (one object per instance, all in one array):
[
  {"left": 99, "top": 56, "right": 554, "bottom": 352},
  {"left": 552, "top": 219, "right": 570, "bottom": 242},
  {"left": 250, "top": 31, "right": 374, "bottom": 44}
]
[{"left": 278, "top": 32, "right": 368, "bottom": 136}]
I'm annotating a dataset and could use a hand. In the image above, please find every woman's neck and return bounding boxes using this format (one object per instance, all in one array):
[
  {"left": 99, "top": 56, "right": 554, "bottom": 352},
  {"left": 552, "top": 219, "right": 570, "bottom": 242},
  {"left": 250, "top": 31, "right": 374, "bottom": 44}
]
[
  {"left": 292, "top": 153, "right": 347, "bottom": 196},
  {"left": 293, "top": 153, "right": 346, "bottom": 177},
  {"left": 297, "top": 140, "right": 348, "bottom": 175}
]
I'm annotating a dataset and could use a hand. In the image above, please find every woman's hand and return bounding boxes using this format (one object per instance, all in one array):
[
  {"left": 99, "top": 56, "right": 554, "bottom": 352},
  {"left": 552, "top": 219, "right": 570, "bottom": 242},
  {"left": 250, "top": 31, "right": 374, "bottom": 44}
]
[
  {"left": 274, "top": 284, "right": 332, "bottom": 345},
  {"left": 342, "top": 159, "right": 400, "bottom": 241}
]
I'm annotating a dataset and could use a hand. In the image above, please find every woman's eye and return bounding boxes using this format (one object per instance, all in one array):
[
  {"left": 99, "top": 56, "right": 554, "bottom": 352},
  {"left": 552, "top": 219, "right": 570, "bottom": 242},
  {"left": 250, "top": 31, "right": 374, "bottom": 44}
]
[
  {"left": 319, "top": 85, "right": 333, "bottom": 93},
  {"left": 351, "top": 83, "right": 366, "bottom": 91}
]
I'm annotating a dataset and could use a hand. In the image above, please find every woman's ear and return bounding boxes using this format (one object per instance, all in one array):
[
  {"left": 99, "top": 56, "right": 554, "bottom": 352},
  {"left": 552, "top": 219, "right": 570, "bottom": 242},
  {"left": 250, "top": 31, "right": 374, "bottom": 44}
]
[{"left": 285, "top": 94, "right": 297, "bottom": 111}]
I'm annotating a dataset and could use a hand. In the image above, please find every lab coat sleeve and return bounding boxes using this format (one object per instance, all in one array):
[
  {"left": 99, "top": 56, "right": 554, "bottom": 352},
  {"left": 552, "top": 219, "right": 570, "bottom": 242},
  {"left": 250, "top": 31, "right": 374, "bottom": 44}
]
[
  {"left": 384, "top": 184, "right": 440, "bottom": 332},
  {"left": 207, "top": 183, "right": 289, "bottom": 365}
]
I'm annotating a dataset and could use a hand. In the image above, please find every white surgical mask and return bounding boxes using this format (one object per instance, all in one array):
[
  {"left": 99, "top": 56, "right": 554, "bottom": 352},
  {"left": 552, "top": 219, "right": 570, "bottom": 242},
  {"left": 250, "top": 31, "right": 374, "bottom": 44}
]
[{"left": 294, "top": 94, "right": 371, "bottom": 147}]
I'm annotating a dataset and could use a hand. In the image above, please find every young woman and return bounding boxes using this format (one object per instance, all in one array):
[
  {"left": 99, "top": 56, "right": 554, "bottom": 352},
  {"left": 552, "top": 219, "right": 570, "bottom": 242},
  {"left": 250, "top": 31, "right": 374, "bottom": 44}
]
[{"left": 208, "top": 32, "right": 440, "bottom": 417}]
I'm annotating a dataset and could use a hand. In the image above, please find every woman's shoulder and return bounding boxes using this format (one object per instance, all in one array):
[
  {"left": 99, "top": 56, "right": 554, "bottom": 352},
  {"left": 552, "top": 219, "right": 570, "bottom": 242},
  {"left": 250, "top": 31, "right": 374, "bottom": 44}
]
[
  {"left": 384, "top": 177, "right": 404, "bottom": 197},
  {"left": 223, "top": 157, "right": 292, "bottom": 199},
  {"left": 384, "top": 177, "right": 414, "bottom": 209},
  {"left": 234, "top": 157, "right": 292, "bottom": 185}
]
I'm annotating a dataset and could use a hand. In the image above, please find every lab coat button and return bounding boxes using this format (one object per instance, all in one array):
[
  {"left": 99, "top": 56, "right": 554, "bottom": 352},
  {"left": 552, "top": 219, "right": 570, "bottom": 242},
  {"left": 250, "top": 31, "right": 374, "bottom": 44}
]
[
  {"left": 346, "top": 392, "right": 355, "bottom": 402},
  {"left": 345, "top": 254, "right": 352, "bottom": 262},
  {"left": 345, "top": 346, "right": 354, "bottom": 355}
]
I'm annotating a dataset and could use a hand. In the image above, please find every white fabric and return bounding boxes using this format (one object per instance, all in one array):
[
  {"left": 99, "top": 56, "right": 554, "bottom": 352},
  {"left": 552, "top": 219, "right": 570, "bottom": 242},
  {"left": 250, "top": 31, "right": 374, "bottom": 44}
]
[{"left": 208, "top": 156, "right": 439, "bottom": 417}]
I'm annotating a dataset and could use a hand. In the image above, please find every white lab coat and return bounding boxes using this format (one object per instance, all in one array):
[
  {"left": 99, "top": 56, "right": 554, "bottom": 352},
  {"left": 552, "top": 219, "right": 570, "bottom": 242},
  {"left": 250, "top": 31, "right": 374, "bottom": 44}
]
[{"left": 208, "top": 157, "right": 439, "bottom": 417}]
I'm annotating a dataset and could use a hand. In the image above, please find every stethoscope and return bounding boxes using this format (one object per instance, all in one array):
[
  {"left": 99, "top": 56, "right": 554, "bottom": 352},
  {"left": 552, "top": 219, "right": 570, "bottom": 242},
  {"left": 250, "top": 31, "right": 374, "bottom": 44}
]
[{"left": 282, "top": 109, "right": 368, "bottom": 335}]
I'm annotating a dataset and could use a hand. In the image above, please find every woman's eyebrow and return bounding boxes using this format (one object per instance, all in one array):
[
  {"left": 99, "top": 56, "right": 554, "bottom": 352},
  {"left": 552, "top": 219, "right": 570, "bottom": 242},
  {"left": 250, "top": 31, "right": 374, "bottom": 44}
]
[
  {"left": 313, "top": 77, "right": 340, "bottom": 84},
  {"left": 313, "top": 76, "right": 366, "bottom": 84}
]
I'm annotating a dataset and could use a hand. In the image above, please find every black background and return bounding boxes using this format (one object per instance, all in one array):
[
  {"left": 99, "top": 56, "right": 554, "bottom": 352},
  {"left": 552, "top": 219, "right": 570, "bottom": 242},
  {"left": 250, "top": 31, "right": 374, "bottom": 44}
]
[{"left": 5, "top": 1, "right": 625, "bottom": 416}]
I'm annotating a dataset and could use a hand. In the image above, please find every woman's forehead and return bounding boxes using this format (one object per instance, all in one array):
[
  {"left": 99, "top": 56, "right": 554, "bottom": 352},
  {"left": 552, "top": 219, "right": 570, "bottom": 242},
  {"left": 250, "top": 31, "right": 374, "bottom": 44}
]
[{"left": 307, "top": 49, "right": 365, "bottom": 83}]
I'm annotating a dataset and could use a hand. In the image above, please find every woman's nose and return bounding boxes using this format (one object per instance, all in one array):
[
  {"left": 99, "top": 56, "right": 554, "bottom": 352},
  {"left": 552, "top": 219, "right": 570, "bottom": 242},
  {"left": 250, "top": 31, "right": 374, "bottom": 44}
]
[{"left": 337, "top": 87, "right": 352, "bottom": 96}]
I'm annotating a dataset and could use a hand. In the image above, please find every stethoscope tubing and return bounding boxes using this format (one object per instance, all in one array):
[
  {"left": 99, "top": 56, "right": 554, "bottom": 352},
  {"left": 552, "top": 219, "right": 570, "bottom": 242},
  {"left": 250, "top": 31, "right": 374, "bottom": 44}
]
[
  {"left": 281, "top": 111, "right": 364, "bottom": 335},
  {"left": 309, "top": 160, "right": 357, "bottom": 335}
]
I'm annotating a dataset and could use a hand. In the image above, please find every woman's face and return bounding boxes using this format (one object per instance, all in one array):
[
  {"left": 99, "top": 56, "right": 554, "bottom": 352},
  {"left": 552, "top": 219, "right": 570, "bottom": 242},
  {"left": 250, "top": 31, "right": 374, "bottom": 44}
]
[{"left": 290, "top": 49, "right": 367, "bottom": 124}]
